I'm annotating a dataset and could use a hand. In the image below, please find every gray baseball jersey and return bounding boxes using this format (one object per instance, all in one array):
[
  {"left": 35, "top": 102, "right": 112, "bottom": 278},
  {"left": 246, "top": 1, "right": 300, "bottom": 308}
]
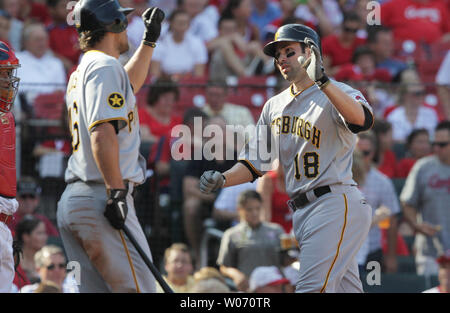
[
  {"left": 58, "top": 50, "right": 155, "bottom": 292},
  {"left": 239, "top": 80, "right": 373, "bottom": 292},
  {"left": 65, "top": 50, "right": 146, "bottom": 184},
  {"left": 239, "top": 80, "right": 371, "bottom": 197}
]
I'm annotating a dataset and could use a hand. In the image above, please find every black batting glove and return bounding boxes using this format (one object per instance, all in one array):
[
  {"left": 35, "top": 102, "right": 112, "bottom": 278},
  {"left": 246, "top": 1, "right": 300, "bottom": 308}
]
[
  {"left": 104, "top": 189, "right": 128, "bottom": 230},
  {"left": 298, "top": 37, "right": 330, "bottom": 89},
  {"left": 142, "top": 7, "right": 165, "bottom": 45}
]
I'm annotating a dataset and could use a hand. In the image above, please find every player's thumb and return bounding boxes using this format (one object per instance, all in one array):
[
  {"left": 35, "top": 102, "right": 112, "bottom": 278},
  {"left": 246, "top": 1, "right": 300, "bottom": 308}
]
[{"left": 298, "top": 55, "right": 311, "bottom": 68}]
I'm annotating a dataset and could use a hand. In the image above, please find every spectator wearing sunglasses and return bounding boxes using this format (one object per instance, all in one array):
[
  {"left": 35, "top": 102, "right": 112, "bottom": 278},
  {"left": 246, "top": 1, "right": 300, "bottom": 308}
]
[
  {"left": 321, "top": 12, "right": 366, "bottom": 77},
  {"left": 8, "top": 176, "right": 59, "bottom": 238},
  {"left": 401, "top": 121, "right": 450, "bottom": 276},
  {"left": 386, "top": 69, "right": 440, "bottom": 143},
  {"left": 20, "top": 245, "right": 79, "bottom": 293}
]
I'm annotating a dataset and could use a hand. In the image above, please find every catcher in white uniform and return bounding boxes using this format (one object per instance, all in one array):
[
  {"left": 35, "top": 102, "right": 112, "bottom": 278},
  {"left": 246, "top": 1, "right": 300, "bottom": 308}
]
[{"left": 200, "top": 24, "right": 374, "bottom": 293}]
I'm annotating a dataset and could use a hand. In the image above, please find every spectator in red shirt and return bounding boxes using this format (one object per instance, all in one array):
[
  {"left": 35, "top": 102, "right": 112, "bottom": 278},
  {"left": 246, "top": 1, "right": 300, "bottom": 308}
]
[
  {"left": 381, "top": 0, "right": 450, "bottom": 44},
  {"left": 138, "top": 77, "right": 182, "bottom": 144},
  {"left": 322, "top": 12, "right": 366, "bottom": 76},
  {"left": 18, "top": 0, "right": 51, "bottom": 25},
  {"left": 372, "top": 119, "right": 398, "bottom": 178},
  {"left": 9, "top": 177, "right": 59, "bottom": 238},
  {"left": 396, "top": 128, "right": 431, "bottom": 178},
  {"left": 47, "top": 0, "right": 81, "bottom": 74}
]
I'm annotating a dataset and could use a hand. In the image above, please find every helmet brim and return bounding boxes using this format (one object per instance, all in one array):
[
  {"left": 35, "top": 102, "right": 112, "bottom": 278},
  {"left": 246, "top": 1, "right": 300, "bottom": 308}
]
[
  {"left": 263, "top": 39, "right": 303, "bottom": 57},
  {"left": 120, "top": 8, "right": 135, "bottom": 16}
]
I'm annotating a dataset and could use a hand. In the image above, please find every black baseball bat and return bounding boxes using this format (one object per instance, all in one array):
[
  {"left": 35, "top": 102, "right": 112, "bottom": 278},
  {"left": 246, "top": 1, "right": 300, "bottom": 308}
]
[{"left": 122, "top": 224, "right": 174, "bottom": 293}]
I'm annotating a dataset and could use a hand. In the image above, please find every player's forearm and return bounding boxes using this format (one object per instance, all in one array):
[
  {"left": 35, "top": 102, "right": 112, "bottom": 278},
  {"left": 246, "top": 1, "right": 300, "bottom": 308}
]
[
  {"left": 321, "top": 83, "right": 365, "bottom": 126},
  {"left": 213, "top": 209, "right": 239, "bottom": 222},
  {"left": 220, "top": 265, "right": 245, "bottom": 282},
  {"left": 124, "top": 43, "right": 154, "bottom": 94},
  {"left": 222, "top": 162, "right": 255, "bottom": 187},
  {"left": 402, "top": 204, "right": 419, "bottom": 230},
  {"left": 91, "top": 123, "right": 125, "bottom": 190}
]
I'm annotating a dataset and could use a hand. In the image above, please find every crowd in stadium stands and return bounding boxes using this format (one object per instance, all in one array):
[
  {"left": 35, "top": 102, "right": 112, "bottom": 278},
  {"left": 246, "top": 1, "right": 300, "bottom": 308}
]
[{"left": 2, "top": 0, "right": 449, "bottom": 293}]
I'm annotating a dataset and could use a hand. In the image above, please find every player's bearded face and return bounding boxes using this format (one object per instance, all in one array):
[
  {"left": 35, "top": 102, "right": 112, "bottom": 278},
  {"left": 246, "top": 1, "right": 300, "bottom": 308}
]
[{"left": 274, "top": 42, "right": 308, "bottom": 82}]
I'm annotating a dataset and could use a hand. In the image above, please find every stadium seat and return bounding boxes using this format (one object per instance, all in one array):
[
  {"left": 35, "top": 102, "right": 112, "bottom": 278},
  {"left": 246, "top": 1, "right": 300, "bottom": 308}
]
[
  {"left": 176, "top": 76, "right": 208, "bottom": 113},
  {"left": 33, "top": 91, "right": 65, "bottom": 120}
]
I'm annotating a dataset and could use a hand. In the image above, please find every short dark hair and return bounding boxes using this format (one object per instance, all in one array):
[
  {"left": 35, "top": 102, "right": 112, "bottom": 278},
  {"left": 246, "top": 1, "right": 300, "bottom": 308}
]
[
  {"left": 221, "top": 0, "right": 242, "bottom": 19},
  {"left": 182, "top": 107, "right": 208, "bottom": 125},
  {"left": 406, "top": 128, "right": 428, "bottom": 148},
  {"left": 371, "top": 119, "right": 392, "bottom": 163},
  {"left": 352, "top": 45, "right": 375, "bottom": 64},
  {"left": 146, "top": 78, "right": 180, "bottom": 107},
  {"left": 436, "top": 120, "right": 450, "bottom": 133},
  {"left": 15, "top": 215, "right": 44, "bottom": 244},
  {"left": 343, "top": 12, "right": 361, "bottom": 24},
  {"left": 372, "top": 119, "right": 392, "bottom": 135},
  {"left": 237, "top": 190, "right": 262, "bottom": 208},
  {"left": 367, "top": 25, "right": 392, "bottom": 44},
  {"left": 78, "top": 29, "right": 107, "bottom": 52}
]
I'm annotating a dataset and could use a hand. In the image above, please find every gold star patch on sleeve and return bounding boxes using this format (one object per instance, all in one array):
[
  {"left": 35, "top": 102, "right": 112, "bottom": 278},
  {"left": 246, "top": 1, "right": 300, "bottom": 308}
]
[{"left": 107, "top": 92, "right": 125, "bottom": 109}]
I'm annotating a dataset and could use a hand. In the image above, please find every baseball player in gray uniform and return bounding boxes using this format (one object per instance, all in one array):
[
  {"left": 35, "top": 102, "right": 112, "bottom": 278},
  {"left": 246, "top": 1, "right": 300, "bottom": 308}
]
[
  {"left": 200, "top": 24, "right": 374, "bottom": 293},
  {"left": 57, "top": 0, "right": 164, "bottom": 292}
]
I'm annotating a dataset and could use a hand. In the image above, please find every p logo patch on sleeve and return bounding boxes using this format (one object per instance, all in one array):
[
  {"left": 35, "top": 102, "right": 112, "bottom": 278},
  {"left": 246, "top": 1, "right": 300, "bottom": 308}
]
[{"left": 108, "top": 92, "right": 125, "bottom": 109}]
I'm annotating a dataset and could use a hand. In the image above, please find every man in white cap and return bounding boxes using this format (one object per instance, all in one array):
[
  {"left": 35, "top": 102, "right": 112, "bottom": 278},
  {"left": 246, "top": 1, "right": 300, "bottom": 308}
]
[{"left": 248, "top": 266, "right": 291, "bottom": 293}]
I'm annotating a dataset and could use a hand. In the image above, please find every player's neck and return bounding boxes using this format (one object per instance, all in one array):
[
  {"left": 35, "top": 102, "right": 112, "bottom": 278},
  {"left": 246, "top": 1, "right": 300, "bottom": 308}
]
[
  {"left": 291, "top": 77, "right": 315, "bottom": 95},
  {"left": 91, "top": 38, "right": 120, "bottom": 59}
]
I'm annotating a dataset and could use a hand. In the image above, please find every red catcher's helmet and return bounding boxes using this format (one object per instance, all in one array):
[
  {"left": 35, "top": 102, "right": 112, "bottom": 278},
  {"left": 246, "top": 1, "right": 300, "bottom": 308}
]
[{"left": 0, "top": 41, "right": 20, "bottom": 113}]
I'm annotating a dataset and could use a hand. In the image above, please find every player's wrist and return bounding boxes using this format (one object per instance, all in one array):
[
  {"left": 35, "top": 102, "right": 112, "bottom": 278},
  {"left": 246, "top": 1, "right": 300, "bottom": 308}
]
[
  {"left": 315, "top": 74, "right": 330, "bottom": 90},
  {"left": 142, "top": 40, "right": 156, "bottom": 48},
  {"left": 221, "top": 174, "right": 227, "bottom": 187}
]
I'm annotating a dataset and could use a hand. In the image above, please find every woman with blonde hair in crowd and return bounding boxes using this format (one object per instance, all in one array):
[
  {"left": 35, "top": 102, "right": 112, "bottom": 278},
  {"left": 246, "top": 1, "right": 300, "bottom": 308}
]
[{"left": 191, "top": 267, "right": 231, "bottom": 293}]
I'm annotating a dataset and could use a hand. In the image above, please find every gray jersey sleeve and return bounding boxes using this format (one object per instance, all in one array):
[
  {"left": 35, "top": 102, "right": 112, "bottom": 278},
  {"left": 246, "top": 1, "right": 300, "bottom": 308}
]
[
  {"left": 400, "top": 159, "right": 424, "bottom": 210},
  {"left": 330, "top": 81, "right": 373, "bottom": 132},
  {"left": 85, "top": 65, "right": 129, "bottom": 132},
  {"left": 238, "top": 101, "right": 275, "bottom": 179}
]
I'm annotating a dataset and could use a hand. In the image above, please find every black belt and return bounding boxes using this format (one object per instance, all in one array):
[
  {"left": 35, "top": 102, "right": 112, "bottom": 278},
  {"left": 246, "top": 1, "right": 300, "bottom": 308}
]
[{"left": 287, "top": 185, "right": 331, "bottom": 212}]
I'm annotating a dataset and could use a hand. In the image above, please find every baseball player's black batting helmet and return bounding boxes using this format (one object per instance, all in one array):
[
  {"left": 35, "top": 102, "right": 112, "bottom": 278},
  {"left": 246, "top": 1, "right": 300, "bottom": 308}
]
[
  {"left": 73, "top": 0, "right": 135, "bottom": 34},
  {"left": 263, "top": 24, "right": 322, "bottom": 57}
]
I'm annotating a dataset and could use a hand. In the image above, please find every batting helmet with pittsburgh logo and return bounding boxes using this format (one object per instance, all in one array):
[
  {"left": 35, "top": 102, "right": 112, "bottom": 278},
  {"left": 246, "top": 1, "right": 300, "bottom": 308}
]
[
  {"left": 73, "top": 0, "right": 135, "bottom": 34},
  {"left": 263, "top": 24, "right": 322, "bottom": 58}
]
